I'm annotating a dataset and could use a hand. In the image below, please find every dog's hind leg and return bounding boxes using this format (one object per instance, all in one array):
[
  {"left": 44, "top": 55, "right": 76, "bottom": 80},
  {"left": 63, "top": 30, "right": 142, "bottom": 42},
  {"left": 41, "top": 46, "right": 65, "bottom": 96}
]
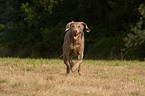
[
  {"left": 78, "top": 55, "right": 82, "bottom": 75},
  {"left": 78, "top": 64, "right": 82, "bottom": 75}
]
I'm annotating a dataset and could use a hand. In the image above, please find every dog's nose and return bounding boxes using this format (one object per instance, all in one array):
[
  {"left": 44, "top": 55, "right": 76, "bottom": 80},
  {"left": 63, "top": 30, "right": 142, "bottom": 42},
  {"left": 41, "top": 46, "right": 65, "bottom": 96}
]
[{"left": 73, "top": 30, "right": 77, "bottom": 34}]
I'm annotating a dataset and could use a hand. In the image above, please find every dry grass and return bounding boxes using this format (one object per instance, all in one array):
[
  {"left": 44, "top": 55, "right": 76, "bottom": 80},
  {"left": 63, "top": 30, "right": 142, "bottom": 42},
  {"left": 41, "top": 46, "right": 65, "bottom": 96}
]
[{"left": 0, "top": 58, "right": 145, "bottom": 96}]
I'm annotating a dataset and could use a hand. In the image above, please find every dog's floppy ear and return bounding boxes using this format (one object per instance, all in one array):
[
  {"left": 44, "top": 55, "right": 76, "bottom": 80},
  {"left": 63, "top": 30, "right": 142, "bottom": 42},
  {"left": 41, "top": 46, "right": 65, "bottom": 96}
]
[
  {"left": 81, "top": 22, "right": 90, "bottom": 32},
  {"left": 65, "top": 21, "right": 74, "bottom": 32}
]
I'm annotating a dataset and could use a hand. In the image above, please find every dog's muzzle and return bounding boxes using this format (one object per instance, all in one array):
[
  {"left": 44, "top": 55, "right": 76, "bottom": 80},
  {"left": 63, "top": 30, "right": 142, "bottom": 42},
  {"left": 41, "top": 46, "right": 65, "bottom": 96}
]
[{"left": 72, "top": 30, "right": 81, "bottom": 40}]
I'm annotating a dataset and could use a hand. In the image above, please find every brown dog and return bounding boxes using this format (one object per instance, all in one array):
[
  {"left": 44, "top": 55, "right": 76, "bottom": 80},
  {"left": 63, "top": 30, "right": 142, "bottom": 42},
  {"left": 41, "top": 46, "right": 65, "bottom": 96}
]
[{"left": 63, "top": 21, "right": 90, "bottom": 75}]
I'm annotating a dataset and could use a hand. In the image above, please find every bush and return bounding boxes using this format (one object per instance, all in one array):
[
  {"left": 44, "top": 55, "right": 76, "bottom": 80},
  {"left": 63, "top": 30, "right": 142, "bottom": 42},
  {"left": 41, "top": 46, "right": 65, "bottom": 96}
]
[{"left": 124, "top": 4, "right": 145, "bottom": 60}]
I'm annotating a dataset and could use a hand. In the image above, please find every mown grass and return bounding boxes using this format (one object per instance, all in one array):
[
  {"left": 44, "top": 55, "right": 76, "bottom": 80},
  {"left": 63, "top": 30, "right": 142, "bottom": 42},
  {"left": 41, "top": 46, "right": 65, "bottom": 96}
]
[{"left": 0, "top": 57, "right": 145, "bottom": 96}]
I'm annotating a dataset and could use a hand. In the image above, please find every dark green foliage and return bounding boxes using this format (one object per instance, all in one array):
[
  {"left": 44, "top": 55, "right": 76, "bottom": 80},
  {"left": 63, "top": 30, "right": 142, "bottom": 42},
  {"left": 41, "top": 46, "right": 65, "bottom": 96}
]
[
  {"left": 124, "top": 4, "right": 145, "bottom": 60},
  {"left": 0, "top": 0, "right": 145, "bottom": 59}
]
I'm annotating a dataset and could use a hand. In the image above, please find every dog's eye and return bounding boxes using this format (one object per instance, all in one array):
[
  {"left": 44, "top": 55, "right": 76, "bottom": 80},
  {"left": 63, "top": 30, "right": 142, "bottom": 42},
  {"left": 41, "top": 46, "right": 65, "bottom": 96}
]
[{"left": 72, "top": 25, "right": 75, "bottom": 28}]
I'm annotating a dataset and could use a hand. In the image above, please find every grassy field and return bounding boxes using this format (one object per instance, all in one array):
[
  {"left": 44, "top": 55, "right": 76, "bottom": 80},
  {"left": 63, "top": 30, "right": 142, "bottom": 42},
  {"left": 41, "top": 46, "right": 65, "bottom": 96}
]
[{"left": 0, "top": 57, "right": 144, "bottom": 96}]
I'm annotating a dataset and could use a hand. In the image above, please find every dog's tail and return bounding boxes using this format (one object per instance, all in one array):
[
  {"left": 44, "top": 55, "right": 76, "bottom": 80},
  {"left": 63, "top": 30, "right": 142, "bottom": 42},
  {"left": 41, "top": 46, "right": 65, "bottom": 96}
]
[{"left": 58, "top": 54, "right": 63, "bottom": 59}]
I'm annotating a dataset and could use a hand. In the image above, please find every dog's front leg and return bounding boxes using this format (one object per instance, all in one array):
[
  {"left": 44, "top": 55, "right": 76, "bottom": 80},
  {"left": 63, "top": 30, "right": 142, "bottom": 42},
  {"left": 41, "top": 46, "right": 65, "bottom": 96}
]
[{"left": 63, "top": 54, "right": 71, "bottom": 74}]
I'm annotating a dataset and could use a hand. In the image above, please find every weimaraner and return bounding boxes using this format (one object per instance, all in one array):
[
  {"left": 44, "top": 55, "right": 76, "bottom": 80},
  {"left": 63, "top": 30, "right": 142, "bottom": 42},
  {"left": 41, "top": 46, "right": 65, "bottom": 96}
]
[{"left": 63, "top": 21, "right": 90, "bottom": 75}]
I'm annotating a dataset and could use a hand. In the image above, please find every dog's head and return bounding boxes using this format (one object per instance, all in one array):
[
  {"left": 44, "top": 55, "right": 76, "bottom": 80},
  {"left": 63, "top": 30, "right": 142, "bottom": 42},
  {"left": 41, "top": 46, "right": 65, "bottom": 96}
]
[{"left": 65, "top": 21, "right": 90, "bottom": 40}]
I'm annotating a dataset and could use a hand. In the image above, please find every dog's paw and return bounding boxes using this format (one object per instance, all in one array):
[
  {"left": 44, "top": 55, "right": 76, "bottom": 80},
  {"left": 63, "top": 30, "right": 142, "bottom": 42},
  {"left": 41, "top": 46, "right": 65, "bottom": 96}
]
[
  {"left": 71, "top": 65, "right": 77, "bottom": 72},
  {"left": 79, "top": 72, "right": 82, "bottom": 75}
]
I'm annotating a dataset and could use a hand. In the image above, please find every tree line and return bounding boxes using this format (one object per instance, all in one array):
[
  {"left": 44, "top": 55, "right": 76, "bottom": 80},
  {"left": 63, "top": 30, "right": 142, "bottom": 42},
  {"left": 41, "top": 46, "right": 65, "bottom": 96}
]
[{"left": 0, "top": 0, "right": 145, "bottom": 60}]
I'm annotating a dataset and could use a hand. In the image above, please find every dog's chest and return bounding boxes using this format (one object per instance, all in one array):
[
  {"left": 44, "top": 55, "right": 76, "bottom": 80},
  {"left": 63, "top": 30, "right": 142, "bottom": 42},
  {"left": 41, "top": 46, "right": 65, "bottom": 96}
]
[{"left": 69, "top": 40, "right": 83, "bottom": 55}]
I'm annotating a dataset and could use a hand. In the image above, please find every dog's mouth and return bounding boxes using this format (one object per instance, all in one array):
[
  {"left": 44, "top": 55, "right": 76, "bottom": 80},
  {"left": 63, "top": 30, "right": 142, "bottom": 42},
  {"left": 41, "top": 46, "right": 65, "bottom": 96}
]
[{"left": 73, "top": 33, "right": 81, "bottom": 40}]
